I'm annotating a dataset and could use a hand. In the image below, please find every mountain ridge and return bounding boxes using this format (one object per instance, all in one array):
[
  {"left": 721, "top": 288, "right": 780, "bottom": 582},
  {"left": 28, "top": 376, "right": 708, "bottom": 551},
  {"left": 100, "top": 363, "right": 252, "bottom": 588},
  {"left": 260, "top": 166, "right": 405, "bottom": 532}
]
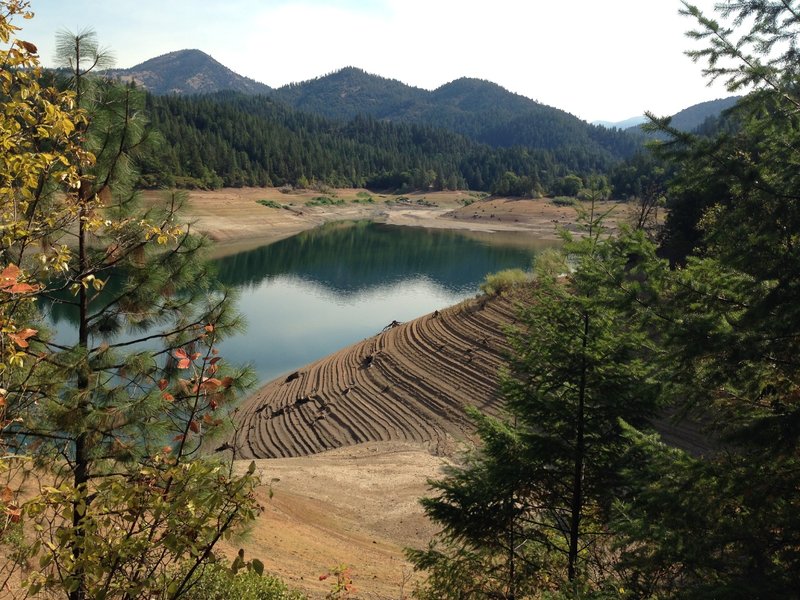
[{"left": 106, "top": 49, "right": 272, "bottom": 95}]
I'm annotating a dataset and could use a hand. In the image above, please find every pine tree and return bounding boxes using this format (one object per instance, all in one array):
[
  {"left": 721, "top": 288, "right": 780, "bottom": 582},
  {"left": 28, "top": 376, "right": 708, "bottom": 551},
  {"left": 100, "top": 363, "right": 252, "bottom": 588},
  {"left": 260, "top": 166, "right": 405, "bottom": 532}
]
[
  {"left": 410, "top": 205, "right": 663, "bottom": 597},
  {"left": 614, "top": 3, "right": 800, "bottom": 596},
  {"left": 0, "top": 17, "right": 259, "bottom": 599}
]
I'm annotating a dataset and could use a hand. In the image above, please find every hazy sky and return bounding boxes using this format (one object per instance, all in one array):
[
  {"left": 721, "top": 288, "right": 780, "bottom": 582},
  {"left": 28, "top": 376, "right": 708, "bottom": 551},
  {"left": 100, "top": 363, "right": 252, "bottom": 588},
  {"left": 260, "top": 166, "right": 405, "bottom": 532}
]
[{"left": 20, "top": 0, "right": 732, "bottom": 123}]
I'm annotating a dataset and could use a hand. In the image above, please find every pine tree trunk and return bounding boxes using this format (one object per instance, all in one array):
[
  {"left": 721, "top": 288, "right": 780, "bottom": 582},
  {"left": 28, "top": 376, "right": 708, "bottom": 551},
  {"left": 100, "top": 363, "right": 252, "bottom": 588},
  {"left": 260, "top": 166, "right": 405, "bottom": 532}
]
[
  {"left": 568, "top": 312, "right": 589, "bottom": 582},
  {"left": 70, "top": 206, "right": 90, "bottom": 600}
]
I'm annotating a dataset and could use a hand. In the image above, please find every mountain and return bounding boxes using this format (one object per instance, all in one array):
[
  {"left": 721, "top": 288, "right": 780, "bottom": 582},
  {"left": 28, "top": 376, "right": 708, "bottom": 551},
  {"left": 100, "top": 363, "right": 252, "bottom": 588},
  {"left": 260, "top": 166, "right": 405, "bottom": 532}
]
[
  {"left": 274, "top": 70, "right": 640, "bottom": 160},
  {"left": 106, "top": 50, "right": 640, "bottom": 160},
  {"left": 273, "top": 67, "right": 428, "bottom": 120},
  {"left": 593, "top": 116, "right": 648, "bottom": 129},
  {"left": 106, "top": 49, "right": 272, "bottom": 95},
  {"left": 624, "top": 96, "right": 741, "bottom": 134},
  {"left": 667, "top": 96, "right": 741, "bottom": 132}
]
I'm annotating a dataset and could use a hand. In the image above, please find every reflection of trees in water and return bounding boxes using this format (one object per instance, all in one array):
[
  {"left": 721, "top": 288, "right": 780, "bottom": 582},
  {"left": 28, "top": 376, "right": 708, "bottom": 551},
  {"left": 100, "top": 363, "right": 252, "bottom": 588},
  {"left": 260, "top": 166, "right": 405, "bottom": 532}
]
[
  {"left": 47, "top": 222, "right": 541, "bottom": 327},
  {"left": 215, "top": 221, "right": 539, "bottom": 295}
]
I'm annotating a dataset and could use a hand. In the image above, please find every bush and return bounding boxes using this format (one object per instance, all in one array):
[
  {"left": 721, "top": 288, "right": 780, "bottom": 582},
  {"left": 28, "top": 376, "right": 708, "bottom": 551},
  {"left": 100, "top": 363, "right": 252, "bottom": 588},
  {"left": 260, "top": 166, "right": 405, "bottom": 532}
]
[
  {"left": 306, "top": 196, "right": 345, "bottom": 207},
  {"left": 552, "top": 196, "right": 577, "bottom": 207},
  {"left": 479, "top": 268, "right": 529, "bottom": 296},
  {"left": 257, "top": 200, "right": 283, "bottom": 209},
  {"left": 179, "top": 561, "right": 306, "bottom": 600}
]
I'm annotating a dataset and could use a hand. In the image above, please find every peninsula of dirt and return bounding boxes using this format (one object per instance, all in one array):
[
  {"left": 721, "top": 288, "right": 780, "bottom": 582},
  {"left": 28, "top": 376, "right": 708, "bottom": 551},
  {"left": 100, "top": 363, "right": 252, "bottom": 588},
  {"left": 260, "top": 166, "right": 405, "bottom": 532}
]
[{"left": 171, "top": 188, "right": 639, "bottom": 598}]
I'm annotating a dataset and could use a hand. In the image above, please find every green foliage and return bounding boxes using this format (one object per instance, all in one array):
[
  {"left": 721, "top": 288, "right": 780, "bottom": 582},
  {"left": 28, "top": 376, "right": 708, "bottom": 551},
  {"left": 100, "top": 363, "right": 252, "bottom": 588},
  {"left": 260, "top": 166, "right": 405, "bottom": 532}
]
[
  {"left": 272, "top": 69, "right": 640, "bottom": 162},
  {"left": 411, "top": 214, "right": 664, "bottom": 595},
  {"left": 554, "top": 174, "right": 583, "bottom": 196},
  {"left": 306, "top": 196, "right": 345, "bottom": 207},
  {"left": 178, "top": 560, "right": 306, "bottom": 600},
  {"left": 0, "top": 18, "right": 260, "bottom": 600},
  {"left": 415, "top": 4, "right": 800, "bottom": 599},
  {"left": 257, "top": 199, "right": 284, "bottom": 209},
  {"left": 608, "top": 3, "right": 800, "bottom": 597},
  {"left": 551, "top": 196, "right": 577, "bottom": 207},
  {"left": 409, "top": 410, "right": 557, "bottom": 600},
  {"left": 478, "top": 269, "right": 529, "bottom": 296},
  {"left": 140, "top": 91, "right": 632, "bottom": 194}
]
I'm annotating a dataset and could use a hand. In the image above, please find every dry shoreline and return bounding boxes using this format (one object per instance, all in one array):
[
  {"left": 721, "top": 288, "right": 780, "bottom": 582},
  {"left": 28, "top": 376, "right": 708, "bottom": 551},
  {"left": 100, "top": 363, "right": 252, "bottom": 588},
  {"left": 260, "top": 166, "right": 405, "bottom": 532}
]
[
  {"left": 150, "top": 187, "right": 632, "bottom": 258},
  {"left": 169, "top": 187, "right": 634, "bottom": 598}
]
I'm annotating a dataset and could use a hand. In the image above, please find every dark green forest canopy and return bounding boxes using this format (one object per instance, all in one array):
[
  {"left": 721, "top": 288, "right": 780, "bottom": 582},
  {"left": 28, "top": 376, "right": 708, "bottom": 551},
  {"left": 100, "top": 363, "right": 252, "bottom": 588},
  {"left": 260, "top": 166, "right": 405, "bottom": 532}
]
[{"left": 139, "top": 90, "right": 640, "bottom": 194}]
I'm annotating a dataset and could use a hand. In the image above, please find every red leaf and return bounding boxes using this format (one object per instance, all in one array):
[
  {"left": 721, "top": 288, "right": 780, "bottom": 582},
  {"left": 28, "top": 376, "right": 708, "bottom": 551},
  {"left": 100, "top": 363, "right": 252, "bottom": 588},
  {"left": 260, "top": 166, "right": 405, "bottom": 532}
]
[
  {"left": 204, "top": 324, "right": 215, "bottom": 332},
  {"left": 9, "top": 282, "right": 37, "bottom": 293},
  {"left": 174, "top": 348, "right": 188, "bottom": 359},
  {"left": 209, "top": 357, "right": 221, "bottom": 365},
  {"left": 162, "top": 392, "right": 174, "bottom": 402},
  {"left": 173, "top": 434, "right": 185, "bottom": 442},
  {"left": 8, "top": 328, "right": 37, "bottom": 348},
  {"left": 200, "top": 377, "right": 222, "bottom": 391},
  {"left": 18, "top": 40, "right": 37, "bottom": 54},
  {"left": 0, "top": 264, "right": 21, "bottom": 288},
  {"left": 220, "top": 376, "right": 234, "bottom": 388},
  {"left": 177, "top": 359, "right": 191, "bottom": 369},
  {"left": 157, "top": 379, "right": 169, "bottom": 391},
  {"left": 8, "top": 506, "right": 21, "bottom": 523},
  {"left": 188, "top": 420, "right": 200, "bottom": 434}
]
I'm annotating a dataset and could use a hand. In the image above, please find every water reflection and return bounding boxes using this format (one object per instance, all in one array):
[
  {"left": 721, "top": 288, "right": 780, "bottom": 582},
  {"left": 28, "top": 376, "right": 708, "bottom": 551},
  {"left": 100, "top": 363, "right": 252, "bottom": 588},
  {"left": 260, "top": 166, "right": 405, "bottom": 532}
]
[
  {"left": 214, "top": 221, "right": 538, "bottom": 297},
  {"left": 45, "top": 222, "right": 549, "bottom": 384}
]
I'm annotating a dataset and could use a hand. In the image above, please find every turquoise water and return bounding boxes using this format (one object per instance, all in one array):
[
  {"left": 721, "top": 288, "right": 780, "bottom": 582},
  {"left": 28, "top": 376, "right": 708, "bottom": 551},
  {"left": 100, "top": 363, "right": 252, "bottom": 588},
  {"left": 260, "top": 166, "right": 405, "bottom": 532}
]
[{"left": 47, "top": 221, "right": 547, "bottom": 384}]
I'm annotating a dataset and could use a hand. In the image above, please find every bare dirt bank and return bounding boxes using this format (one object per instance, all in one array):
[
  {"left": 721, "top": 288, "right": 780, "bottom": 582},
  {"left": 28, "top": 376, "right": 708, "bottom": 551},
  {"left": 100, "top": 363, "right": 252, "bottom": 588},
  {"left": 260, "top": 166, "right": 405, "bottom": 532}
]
[
  {"left": 177, "top": 188, "right": 637, "bottom": 598},
  {"left": 145, "top": 188, "right": 635, "bottom": 257}
]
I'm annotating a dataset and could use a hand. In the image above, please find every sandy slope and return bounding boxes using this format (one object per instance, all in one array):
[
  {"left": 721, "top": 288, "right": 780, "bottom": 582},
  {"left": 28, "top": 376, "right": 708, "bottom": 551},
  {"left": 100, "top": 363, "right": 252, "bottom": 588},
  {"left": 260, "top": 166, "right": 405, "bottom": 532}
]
[
  {"left": 229, "top": 293, "right": 520, "bottom": 460},
  {"left": 146, "top": 187, "right": 635, "bottom": 256},
  {"left": 176, "top": 189, "right": 638, "bottom": 598}
]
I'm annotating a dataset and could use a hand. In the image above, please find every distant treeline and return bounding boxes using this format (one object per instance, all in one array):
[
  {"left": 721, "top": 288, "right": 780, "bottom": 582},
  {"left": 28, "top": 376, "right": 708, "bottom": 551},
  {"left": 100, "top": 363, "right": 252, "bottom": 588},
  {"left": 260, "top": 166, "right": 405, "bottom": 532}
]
[{"left": 139, "top": 91, "right": 642, "bottom": 195}]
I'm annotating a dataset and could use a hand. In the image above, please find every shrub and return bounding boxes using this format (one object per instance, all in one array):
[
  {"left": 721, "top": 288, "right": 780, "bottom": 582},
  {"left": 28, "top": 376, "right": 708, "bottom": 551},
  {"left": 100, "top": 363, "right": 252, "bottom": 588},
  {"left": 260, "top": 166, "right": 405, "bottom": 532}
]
[
  {"left": 257, "top": 200, "right": 283, "bottom": 209},
  {"left": 479, "top": 269, "right": 529, "bottom": 296},
  {"left": 306, "top": 196, "right": 345, "bottom": 207},
  {"left": 179, "top": 561, "right": 306, "bottom": 600},
  {"left": 552, "top": 196, "right": 577, "bottom": 207}
]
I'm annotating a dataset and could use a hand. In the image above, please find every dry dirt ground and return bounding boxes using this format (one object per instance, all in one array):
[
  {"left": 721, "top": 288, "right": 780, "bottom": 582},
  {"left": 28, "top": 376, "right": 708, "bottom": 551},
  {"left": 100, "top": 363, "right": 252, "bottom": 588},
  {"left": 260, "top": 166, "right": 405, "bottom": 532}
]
[{"left": 164, "top": 188, "right": 637, "bottom": 598}]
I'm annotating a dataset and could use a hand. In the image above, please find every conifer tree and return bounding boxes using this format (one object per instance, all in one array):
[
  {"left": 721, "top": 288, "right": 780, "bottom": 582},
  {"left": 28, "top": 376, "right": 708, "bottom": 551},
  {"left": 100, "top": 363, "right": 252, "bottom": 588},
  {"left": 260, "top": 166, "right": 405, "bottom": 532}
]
[
  {"left": 411, "top": 206, "right": 662, "bottom": 597},
  {"left": 0, "top": 12, "right": 259, "bottom": 599},
  {"left": 613, "top": 2, "right": 800, "bottom": 596}
]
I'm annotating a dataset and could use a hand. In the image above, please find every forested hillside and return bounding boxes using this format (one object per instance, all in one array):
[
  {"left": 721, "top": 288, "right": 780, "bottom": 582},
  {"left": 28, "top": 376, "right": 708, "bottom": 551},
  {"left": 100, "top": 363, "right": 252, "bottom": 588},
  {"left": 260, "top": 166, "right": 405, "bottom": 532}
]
[
  {"left": 141, "top": 91, "right": 627, "bottom": 193},
  {"left": 277, "top": 69, "right": 640, "bottom": 158}
]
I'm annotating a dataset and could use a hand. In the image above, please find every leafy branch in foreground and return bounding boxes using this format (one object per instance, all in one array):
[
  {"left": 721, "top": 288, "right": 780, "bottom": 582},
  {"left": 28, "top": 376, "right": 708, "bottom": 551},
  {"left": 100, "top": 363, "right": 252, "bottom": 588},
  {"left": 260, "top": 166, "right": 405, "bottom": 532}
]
[{"left": 0, "top": 10, "right": 261, "bottom": 599}]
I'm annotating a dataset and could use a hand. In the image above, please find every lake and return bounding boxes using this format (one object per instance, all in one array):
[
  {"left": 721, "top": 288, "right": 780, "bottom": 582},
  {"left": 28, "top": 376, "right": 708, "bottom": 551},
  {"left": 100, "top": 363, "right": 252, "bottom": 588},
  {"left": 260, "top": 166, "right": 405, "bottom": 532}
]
[{"left": 47, "top": 221, "right": 551, "bottom": 385}]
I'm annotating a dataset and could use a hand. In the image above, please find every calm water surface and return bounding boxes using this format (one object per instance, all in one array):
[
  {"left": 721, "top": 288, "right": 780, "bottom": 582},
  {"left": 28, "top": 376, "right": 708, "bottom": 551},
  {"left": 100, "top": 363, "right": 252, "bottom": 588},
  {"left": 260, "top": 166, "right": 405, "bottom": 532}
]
[{"left": 49, "top": 221, "right": 552, "bottom": 384}]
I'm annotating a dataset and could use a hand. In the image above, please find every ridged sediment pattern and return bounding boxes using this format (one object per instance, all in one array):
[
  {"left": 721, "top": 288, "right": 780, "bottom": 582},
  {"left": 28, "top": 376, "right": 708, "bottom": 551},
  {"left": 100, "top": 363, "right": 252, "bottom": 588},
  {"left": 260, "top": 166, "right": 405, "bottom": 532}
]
[{"left": 231, "top": 294, "right": 520, "bottom": 459}]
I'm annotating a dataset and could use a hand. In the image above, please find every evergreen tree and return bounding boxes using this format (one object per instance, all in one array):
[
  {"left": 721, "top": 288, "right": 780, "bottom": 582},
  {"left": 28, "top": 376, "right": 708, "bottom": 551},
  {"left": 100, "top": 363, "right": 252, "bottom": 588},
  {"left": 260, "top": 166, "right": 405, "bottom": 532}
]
[
  {"left": 613, "top": 2, "right": 800, "bottom": 596},
  {"left": 411, "top": 207, "right": 662, "bottom": 597},
  {"left": 0, "top": 17, "right": 259, "bottom": 599}
]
